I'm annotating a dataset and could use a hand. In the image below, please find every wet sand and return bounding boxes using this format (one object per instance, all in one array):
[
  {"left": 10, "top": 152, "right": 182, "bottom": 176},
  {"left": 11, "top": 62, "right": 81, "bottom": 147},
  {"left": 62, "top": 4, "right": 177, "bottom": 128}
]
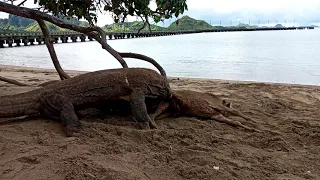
[{"left": 0, "top": 65, "right": 319, "bottom": 180}]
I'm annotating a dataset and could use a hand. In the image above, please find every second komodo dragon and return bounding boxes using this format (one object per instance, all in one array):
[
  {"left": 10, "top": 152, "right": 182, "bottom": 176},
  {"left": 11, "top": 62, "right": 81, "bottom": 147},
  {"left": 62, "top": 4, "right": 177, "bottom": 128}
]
[{"left": 0, "top": 68, "right": 171, "bottom": 136}]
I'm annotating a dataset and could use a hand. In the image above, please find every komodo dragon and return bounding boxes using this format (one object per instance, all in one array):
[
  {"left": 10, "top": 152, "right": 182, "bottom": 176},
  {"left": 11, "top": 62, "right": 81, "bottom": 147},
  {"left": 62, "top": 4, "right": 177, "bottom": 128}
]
[
  {"left": 0, "top": 68, "right": 171, "bottom": 136},
  {"left": 149, "top": 90, "right": 263, "bottom": 132}
]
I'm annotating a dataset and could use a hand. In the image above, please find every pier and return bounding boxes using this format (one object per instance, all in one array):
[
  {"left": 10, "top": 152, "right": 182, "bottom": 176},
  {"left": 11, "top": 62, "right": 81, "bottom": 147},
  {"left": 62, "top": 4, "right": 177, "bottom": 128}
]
[{"left": 0, "top": 26, "right": 314, "bottom": 48}]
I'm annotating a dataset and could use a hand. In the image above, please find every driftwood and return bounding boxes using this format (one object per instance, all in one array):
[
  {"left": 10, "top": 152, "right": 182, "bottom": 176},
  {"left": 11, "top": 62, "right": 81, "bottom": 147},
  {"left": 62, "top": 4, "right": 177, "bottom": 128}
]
[{"left": 0, "top": 76, "right": 29, "bottom": 86}]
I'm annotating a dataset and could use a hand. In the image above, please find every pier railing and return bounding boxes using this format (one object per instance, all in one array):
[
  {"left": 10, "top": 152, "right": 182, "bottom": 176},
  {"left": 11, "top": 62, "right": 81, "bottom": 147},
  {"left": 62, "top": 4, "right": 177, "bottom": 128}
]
[{"left": 0, "top": 26, "right": 315, "bottom": 48}]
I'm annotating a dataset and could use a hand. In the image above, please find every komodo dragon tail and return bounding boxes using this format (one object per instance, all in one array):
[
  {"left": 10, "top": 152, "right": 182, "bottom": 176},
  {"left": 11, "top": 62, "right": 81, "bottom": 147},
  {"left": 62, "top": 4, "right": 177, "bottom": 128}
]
[{"left": 0, "top": 89, "right": 41, "bottom": 118}]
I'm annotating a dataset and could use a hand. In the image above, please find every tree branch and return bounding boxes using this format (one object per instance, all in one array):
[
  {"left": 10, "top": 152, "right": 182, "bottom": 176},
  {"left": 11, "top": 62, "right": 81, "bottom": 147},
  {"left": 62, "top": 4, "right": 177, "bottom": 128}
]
[
  {"left": 138, "top": 22, "right": 146, "bottom": 33},
  {"left": 37, "top": 19, "right": 70, "bottom": 80},
  {"left": 119, "top": 52, "right": 166, "bottom": 77},
  {"left": 0, "top": 2, "right": 128, "bottom": 68},
  {"left": 0, "top": 76, "right": 29, "bottom": 86},
  {"left": 17, "top": 0, "right": 27, "bottom": 6},
  {"left": 145, "top": 15, "right": 152, "bottom": 33},
  {"left": 0, "top": 2, "right": 168, "bottom": 78},
  {"left": 92, "top": 26, "right": 128, "bottom": 68}
]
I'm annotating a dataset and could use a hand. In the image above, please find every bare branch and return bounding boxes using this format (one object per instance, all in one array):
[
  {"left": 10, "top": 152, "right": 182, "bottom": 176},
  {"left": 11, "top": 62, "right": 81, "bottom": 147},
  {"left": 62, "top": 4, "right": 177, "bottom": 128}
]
[
  {"left": 138, "top": 22, "right": 146, "bottom": 33},
  {"left": 17, "top": 0, "right": 27, "bottom": 6},
  {"left": 37, "top": 19, "right": 70, "bottom": 80},
  {"left": 145, "top": 16, "right": 152, "bottom": 33},
  {"left": 0, "top": 2, "right": 128, "bottom": 68},
  {"left": 119, "top": 52, "right": 166, "bottom": 77},
  {"left": 92, "top": 26, "right": 128, "bottom": 68},
  {"left": 0, "top": 2, "right": 168, "bottom": 77},
  {"left": 0, "top": 76, "right": 29, "bottom": 86}
]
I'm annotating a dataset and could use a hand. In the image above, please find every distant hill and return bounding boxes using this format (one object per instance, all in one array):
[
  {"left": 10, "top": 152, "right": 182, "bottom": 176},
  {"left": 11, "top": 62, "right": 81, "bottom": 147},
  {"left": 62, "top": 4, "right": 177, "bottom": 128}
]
[
  {"left": 275, "top": 24, "right": 284, "bottom": 28},
  {"left": 103, "top": 21, "right": 166, "bottom": 32},
  {"left": 0, "top": 14, "right": 35, "bottom": 27},
  {"left": 0, "top": 14, "right": 88, "bottom": 33},
  {"left": 25, "top": 21, "right": 71, "bottom": 32},
  {"left": 310, "top": 25, "right": 319, "bottom": 27},
  {"left": 0, "top": 21, "right": 26, "bottom": 34},
  {"left": 1, "top": 14, "right": 278, "bottom": 34},
  {"left": 167, "top": 16, "right": 212, "bottom": 31}
]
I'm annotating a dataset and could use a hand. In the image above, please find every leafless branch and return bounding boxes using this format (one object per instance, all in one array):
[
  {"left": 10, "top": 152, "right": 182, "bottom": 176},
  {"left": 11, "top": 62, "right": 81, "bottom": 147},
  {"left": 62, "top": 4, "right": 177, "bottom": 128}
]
[
  {"left": 119, "top": 52, "right": 166, "bottom": 77},
  {"left": 0, "top": 2, "right": 168, "bottom": 80},
  {"left": 17, "top": 0, "right": 27, "bottom": 6},
  {"left": 37, "top": 19, "right": 70, "bottom": 80},
  {"left": 0, "top": 76, "right": 29, "bottom": 86},
  {"left": 0, "top": 1, "right": 128, "bottom": 68}
]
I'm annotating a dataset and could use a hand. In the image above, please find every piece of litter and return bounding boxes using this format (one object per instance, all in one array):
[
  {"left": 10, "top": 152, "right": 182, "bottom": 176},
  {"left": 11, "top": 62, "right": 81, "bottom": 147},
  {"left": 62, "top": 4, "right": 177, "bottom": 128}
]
[
  {"left": 307, "top": 171, "right": 311, "bottom": 173},
  {"left": 213, "top": 166, "right": 219, "bottom": 170}
]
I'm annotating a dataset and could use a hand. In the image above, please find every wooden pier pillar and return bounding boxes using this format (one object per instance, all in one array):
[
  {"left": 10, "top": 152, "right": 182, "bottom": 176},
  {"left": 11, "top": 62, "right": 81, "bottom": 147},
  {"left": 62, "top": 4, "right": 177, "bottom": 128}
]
[
  {"left": 23, "top": 39, "right": 29, "bottom": 46},
  {"left": 88, "top": 37, "right": 93, "bottom": 41},
  {"left": 14, "top": 39, "right": 21, "bottom": 46},
  {"left": 0, "top": 40, "right": 4, "bottom": 48},
  {"left": 7, "top": 39, "right": 13, "bottom": 47},
  {"left": 80, "top": 35, "right": 86, "bottom": 42},
  {"left": 29, "top": 39, "right": 35, "bottom": 45},
  {"left": 108, "top": 35, "right": 113, "bottom": 40},
  {"left": 71, "top": 36, "right": 77, "bottom": 42},
  {"left": 54, "top": 38, "right": 59, "bottom": 43},
  {"left": 61, "top": 37, "right": 67, "bottom": 43},
  {"left": 36, "top": 38, "right": 43, "bottom": 45}
]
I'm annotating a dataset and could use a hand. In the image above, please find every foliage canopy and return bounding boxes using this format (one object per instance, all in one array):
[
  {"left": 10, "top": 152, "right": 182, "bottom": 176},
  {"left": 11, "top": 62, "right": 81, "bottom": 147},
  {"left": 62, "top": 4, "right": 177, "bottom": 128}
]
[{"left": 34, "top": 0, "right": 188, "bottom": 25}]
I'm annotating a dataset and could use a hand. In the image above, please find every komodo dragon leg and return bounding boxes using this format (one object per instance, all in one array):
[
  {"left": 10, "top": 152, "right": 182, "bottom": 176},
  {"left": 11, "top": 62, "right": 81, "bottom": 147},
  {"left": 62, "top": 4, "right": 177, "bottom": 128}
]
[
  {"left": 209, "top": 104, "right": 257, "bottom": 124},
  {"left": 129, "top": 90, "right": 158, "bottom": 129},
  {"left": 149, "top": 101, "right": 171, "bottom": 122},
  {"left": 210, "top": 114, "right": 261, "bottom": 132},
  {"left": 39, "top": 92, "right": 81, "bottom": 136}
]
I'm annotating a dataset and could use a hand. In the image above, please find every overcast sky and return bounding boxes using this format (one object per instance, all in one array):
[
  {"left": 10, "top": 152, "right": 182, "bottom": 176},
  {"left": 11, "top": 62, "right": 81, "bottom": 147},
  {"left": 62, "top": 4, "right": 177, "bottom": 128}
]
[{"left": 1, "top": 0, "right": 320, "bottom": 26}]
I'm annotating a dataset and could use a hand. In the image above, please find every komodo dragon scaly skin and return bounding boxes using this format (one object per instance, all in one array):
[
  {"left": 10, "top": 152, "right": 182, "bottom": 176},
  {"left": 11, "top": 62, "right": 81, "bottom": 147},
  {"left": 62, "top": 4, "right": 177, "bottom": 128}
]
[{"left": 0, "top": 68, "right": 171, "bottom": 136}]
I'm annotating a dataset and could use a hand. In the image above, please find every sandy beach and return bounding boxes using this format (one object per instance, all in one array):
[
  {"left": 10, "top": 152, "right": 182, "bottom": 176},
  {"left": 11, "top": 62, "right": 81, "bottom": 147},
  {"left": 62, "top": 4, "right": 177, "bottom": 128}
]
[{"left": 0, "top": 65, "right": 319, "bottom": 180}]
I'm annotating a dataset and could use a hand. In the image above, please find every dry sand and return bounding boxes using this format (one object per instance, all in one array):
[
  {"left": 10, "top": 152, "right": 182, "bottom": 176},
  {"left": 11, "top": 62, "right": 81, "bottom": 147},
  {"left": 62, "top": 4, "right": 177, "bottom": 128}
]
[{"left": 0, "top": 65, "right": 319, "bottom": 180}]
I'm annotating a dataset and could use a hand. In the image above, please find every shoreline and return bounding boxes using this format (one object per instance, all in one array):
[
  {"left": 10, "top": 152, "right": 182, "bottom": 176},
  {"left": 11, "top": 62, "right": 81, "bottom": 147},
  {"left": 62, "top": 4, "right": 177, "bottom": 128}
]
[{"left": 1, "top": 64, "right": 319, "bottom": 88}]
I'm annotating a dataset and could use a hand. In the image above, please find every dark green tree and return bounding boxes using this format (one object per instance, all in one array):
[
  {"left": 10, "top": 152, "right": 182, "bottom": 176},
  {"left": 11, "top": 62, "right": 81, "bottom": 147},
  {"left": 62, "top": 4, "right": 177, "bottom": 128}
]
[{"left": 0, "top": 0, "right": 187, "bottom": 84}]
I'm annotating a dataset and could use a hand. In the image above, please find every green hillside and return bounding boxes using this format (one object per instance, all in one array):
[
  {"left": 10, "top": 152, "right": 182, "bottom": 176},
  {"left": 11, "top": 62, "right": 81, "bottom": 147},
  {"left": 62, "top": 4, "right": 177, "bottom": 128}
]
[
  {"left": 0, "top": 14, "right": 265, "bottom": 34},
  {"left": 25, "top": 21, "right": 71, "bottom": 32},
  {"left": 103, "top": 21, "right": 166, "bottom": 32},
  {"left": 168, "top": 16, "right": 213, "bottom": 31},
  {"left": 0, "top": 23, "right": 26, "bottom": 34},
  {"left": 0, "top": 14, "right": 89, "bottom": 33},
  {"left": 25, "top": 20, "right": 89, "bottom": 32}
]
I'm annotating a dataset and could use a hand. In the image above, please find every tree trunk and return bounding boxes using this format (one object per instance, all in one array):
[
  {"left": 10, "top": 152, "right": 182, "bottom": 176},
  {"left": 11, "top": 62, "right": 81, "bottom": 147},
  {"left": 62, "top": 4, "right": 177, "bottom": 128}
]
[{"left": 37, "top": 19, "right": 70, "bottom": 80}]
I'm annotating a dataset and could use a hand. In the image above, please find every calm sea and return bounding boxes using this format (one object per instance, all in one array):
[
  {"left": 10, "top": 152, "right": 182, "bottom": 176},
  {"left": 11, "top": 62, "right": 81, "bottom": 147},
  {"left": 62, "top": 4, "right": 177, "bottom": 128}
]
[{"left": 1, "top": 29, "right": 320, "bottom": 85}]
